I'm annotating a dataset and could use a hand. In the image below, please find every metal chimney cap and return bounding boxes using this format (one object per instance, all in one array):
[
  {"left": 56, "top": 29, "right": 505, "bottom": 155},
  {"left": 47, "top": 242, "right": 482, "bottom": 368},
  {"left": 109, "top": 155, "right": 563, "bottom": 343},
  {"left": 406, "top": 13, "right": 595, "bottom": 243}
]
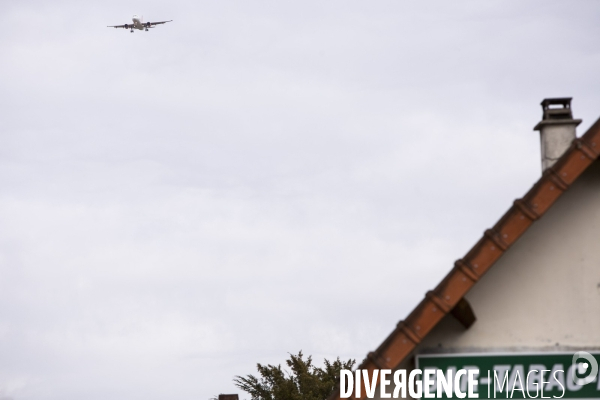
[
  {"left": 534, "top": 97, "right": 581, "bottom": 131},
  {"left": 540, "top": 97, "right": 573, "bottom": 108}
]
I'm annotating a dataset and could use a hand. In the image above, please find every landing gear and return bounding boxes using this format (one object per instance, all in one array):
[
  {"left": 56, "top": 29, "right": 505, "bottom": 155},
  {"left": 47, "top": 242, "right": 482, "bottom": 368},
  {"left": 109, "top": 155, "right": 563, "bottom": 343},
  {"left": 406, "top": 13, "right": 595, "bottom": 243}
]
[
  {"left": 145, "top": 28, "right": 148, "bottom": 31},
  {"left": 130, "top": 29, "right": 134, "bottom": 33}
]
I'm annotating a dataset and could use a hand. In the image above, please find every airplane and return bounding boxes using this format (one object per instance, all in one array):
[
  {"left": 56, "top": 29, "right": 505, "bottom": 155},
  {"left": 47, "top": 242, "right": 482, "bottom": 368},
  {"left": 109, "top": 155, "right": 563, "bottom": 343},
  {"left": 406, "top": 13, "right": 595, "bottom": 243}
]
[{"left": 107, "top": 15, "right": 172, "bottom": 32}]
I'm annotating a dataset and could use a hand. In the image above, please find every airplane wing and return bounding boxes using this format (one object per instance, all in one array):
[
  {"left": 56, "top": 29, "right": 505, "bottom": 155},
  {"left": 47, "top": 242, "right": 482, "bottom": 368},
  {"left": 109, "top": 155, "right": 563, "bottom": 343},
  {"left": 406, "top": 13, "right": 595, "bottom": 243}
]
[
  {"left": 107, "top": 20, "right": 172, "bottom": 28},
  {"left": 146, "top": 20, "right": 173, "bottom": 26}
]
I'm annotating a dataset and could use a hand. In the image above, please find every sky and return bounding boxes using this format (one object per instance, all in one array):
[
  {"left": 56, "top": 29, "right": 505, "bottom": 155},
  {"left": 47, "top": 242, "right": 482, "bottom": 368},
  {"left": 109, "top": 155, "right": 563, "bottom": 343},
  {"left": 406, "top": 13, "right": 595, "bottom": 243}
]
[{"left": 1, "top": 1, "right": 600, "bottom": 399}]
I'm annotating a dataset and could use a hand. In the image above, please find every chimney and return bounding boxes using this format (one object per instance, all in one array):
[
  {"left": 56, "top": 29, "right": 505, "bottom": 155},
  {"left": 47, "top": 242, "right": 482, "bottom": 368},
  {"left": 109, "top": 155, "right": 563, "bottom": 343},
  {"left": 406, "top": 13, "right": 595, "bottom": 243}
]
[
  {"left": 219, "top": 395, "right": 239, "bottom": 400},
  {"left": 533, "top": 98, "right": 582, "bottom": 172}
]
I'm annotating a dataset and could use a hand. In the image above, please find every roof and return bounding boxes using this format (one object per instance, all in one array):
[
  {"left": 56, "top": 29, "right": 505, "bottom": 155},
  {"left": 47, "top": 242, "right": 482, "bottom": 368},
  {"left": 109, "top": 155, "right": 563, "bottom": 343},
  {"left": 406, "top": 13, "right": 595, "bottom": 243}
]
[{"left": 329, "top": 116, "right": 600, "bottom": 400}]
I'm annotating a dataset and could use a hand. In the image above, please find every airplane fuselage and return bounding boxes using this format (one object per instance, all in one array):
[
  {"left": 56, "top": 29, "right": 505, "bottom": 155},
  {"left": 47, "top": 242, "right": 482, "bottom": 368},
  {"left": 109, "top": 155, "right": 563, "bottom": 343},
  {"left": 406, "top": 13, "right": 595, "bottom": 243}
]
[{"left": 130, "top": 15, "right": 147, "bottom": 30}]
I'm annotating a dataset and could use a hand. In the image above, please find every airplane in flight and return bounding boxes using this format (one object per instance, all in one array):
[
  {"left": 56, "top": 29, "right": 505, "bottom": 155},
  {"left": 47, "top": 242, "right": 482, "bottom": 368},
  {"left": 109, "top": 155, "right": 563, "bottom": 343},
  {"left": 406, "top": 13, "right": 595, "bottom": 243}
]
[{"left": 107, "top": 15, "right": 172, "bottom": 32}]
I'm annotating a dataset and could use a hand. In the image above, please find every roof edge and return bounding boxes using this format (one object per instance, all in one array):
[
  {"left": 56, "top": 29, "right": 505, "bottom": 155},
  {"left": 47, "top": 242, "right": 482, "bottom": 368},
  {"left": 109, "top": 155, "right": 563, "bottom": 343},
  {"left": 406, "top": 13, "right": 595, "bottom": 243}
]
[{"left": 329, "top": 116, "right": 600, "bottom": 400}]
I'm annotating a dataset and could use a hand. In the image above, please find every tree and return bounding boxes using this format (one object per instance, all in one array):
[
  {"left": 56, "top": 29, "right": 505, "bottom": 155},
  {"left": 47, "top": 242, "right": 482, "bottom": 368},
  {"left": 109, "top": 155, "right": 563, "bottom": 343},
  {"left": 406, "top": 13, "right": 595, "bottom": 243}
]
[{"left": 234, "top": 351, "right": 355, "bottom": 400}]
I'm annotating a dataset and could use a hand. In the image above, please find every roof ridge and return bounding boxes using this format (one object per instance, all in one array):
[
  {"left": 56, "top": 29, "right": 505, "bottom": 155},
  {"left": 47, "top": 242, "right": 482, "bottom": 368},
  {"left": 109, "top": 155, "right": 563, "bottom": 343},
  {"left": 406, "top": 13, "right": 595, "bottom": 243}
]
[{"left": 329, "top": 116, "right": 600, "bottom": 400}]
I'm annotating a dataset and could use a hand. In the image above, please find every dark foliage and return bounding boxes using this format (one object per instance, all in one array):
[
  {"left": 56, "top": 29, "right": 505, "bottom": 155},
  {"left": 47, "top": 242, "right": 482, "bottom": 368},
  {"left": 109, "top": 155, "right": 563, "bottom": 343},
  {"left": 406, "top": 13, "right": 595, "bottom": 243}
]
[{"left": 234, "top": 351, "right": 355, "bottom": 400}]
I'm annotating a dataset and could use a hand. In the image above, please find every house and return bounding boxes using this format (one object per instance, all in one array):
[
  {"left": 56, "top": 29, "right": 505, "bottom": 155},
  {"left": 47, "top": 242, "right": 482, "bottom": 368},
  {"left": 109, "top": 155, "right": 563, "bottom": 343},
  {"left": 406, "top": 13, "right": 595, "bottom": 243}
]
[{"left": 330, "top": 98, "right": 600, "bottom": 400}]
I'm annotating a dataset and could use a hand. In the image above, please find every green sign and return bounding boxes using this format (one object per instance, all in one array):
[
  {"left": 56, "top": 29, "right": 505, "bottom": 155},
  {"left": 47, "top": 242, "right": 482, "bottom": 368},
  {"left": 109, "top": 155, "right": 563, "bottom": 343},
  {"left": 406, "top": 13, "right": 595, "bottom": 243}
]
[{"left": 416, "top": 352, "right": 600, "bottom": 399}]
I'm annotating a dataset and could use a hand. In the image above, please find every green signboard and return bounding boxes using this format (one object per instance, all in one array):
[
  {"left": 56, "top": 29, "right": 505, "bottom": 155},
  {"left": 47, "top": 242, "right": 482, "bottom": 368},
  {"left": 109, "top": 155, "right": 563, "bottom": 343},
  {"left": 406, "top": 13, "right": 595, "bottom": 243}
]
[{"left": 416, "top": 352, "right": 600, "bottom": 399}]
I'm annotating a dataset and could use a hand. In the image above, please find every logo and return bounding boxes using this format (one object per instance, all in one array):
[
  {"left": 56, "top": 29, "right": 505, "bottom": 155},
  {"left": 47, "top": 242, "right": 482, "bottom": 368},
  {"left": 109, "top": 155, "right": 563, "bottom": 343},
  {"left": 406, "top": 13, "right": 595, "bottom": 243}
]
[{"left": 570, "top": 351, "right": 599, "bottom": 386}]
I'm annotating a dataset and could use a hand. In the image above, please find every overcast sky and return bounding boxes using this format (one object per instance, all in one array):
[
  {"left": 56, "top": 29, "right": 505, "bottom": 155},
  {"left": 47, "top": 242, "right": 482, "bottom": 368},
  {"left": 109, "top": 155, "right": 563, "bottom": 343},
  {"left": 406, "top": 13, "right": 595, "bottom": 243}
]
[{"left": 1, "top": 1, "right": 600, "bottom": 399}]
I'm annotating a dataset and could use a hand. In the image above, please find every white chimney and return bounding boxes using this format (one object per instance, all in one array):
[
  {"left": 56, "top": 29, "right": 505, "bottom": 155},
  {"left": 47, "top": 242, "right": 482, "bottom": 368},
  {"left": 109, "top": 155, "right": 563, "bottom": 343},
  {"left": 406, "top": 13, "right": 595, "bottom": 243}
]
[{"left": 534, "top": 98, "right": 582, "bottom": 172}]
